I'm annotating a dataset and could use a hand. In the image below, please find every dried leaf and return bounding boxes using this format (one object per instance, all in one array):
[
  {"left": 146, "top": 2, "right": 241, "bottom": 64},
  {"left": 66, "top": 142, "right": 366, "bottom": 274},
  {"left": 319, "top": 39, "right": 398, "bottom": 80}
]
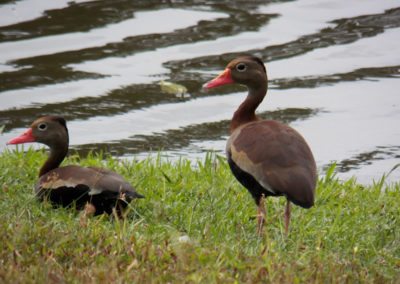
[{"left": 159, "top": 80, "right": 188, "bottom": 96}]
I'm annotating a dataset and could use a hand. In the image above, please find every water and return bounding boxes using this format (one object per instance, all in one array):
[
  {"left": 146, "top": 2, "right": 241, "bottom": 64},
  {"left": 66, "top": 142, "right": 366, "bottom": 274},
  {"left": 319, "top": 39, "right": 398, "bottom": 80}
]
[{"left": 0, "top": 0, "right": 399, "bottom": 184}]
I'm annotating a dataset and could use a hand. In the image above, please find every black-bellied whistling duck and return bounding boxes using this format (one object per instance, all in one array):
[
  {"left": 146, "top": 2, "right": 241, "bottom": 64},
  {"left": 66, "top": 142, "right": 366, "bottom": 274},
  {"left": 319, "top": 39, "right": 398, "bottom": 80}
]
[
  {"left": 204, "top": 55, "right": 317, "bottom": 235},
  {"left": 7, "top": 116, "right": 144, "bottom": 215}
]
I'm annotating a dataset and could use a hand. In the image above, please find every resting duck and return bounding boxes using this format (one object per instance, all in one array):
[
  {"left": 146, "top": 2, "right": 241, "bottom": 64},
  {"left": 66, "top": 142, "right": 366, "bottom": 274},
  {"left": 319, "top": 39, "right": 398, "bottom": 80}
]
[
  {"left": 204, "top": 55, "right": 317, "bottom": 235},
  {"left": 7, "top": 116, "right": 144, "bottom": 215}
]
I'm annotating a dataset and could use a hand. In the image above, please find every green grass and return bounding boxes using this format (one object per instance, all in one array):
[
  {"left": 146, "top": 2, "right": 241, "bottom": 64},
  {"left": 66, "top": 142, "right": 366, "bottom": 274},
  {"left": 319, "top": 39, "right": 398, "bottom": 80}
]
[{"left": 0, "top": 148, "right": 399, "bottom": 283}]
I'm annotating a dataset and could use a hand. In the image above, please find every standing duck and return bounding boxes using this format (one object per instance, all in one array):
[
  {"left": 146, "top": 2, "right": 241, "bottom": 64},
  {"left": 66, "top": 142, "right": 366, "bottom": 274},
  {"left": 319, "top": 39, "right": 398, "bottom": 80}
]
[
  {"left": 7, "top": 116, "right": 144, "bottom": 215},
  {"left": 204, "top": 55, "right": 317, "bottom": 235}
]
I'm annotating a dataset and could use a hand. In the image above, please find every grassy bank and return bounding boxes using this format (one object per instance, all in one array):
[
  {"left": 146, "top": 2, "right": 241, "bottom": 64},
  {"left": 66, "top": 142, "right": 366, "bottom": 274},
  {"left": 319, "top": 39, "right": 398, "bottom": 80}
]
[{"left": 0, "top": 148, "right": 399, "bottom": 283}]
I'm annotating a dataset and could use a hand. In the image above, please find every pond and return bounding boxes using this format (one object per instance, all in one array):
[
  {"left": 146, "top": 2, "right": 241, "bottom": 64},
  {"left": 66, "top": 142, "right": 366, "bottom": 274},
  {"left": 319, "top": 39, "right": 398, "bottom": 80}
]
[{"left": 1, "top": 0, "right": 399, "bottom": 184}]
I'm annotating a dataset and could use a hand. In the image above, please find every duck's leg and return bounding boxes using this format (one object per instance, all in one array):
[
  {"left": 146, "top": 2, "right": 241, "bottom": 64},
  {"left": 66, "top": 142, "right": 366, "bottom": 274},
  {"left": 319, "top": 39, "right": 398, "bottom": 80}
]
[
  {"left": 284, "top": 199, "right": 291, "bottom": 236},
  {"left": 80, "top": 203, "right": 96, "bottom": 227},
  {"left": 257, "top": 194, "right": 266, "bottom": 236},
  {"left": 84, "top": 203, "right": 96, "bottom": 216}
]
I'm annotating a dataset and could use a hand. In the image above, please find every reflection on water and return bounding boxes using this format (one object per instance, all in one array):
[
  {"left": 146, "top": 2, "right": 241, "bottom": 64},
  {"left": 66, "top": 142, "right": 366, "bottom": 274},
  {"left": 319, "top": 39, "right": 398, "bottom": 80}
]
[{"left": 0, "top": 0, "right": 399, "bottom": 184}]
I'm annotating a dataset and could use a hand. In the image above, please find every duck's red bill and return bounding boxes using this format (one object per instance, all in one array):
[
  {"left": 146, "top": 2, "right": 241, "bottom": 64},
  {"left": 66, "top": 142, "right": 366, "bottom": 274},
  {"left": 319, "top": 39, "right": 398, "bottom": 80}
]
[
  {"left": 7, "top": 128, "right": 35, "bottom": 145},
  {"left": 203, "top": 68, "right": 234, "bottom": 89}
]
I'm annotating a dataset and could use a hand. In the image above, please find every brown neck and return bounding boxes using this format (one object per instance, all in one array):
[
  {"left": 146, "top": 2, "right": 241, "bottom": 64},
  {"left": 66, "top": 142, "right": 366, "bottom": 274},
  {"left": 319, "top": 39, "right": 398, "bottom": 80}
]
[
  {"left": 230, "top": 84, "right": 267, "bottom": 133},
  {"left": 39, "top": 143, "right": 68, "bottom": 177}
]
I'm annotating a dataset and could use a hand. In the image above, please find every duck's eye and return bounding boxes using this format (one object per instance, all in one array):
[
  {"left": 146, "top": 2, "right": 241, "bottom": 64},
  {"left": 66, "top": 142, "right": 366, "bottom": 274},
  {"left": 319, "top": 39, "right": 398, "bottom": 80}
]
[
  {"left": 236, "top": 63, "right": 247, "bottom": 72},
  {"left": 38, "top": 123, "right": 47, "bottom": 131}
]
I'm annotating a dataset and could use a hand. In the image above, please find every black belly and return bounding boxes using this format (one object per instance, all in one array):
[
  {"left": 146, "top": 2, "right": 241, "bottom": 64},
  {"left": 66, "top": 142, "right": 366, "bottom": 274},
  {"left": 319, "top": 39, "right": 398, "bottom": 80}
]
[
  {"left": 227, "top": 154, "right": 281, "bottom": 205},
  {"left": 36, "top": 185, "right": 129, "bottom": 215}
]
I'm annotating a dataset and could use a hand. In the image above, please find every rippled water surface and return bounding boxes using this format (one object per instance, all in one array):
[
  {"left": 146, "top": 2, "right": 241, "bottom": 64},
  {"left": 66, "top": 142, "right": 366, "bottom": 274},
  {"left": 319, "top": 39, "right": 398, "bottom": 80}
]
[{"left": 1, "top": 0, "right": 400, "bottom": 184}]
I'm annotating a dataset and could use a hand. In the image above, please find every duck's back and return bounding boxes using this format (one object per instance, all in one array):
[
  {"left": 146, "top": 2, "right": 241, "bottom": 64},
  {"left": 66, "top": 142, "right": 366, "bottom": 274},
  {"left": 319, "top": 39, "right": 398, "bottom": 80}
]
[
  {"left": 226, "top": 120, "right": 317, "bottom": 208},
  {"left": 35, "top": 165, "right": 143, "bottom": 214}
]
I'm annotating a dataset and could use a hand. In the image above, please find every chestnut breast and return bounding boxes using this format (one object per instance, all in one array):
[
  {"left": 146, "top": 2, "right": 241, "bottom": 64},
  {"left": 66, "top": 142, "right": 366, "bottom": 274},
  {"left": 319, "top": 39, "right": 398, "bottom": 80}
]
[{"left": 226, "top": 120, "right": 317, "bottom": 207}]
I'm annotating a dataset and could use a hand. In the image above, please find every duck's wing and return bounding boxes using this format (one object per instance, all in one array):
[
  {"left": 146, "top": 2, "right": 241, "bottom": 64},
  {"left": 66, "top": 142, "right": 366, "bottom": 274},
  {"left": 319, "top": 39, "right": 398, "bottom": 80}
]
[
  {"left": 227, "top": 120, "right": 316, "bottom": 208},
  {"left": 36, "top": 165, "right": 144, "bottom": 199}
]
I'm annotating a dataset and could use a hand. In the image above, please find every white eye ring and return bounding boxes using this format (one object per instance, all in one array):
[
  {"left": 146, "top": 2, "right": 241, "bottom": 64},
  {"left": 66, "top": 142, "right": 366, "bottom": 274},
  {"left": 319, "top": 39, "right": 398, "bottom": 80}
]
[
  {"left": 236, "top": 63, "right": 247, "bottom": 72},
  {"left": 38, "top": 123, "right": 47, "bottom": 131}
]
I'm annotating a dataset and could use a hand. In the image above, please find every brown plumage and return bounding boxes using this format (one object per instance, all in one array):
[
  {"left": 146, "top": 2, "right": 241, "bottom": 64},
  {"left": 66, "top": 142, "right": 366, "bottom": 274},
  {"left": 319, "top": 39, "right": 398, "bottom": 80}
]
[
  {"left": 204, "top": 55, "right": 317, "bottom": 235},
  {"left": 7, "top": 116, "right": 143, "bottom": 215}
]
